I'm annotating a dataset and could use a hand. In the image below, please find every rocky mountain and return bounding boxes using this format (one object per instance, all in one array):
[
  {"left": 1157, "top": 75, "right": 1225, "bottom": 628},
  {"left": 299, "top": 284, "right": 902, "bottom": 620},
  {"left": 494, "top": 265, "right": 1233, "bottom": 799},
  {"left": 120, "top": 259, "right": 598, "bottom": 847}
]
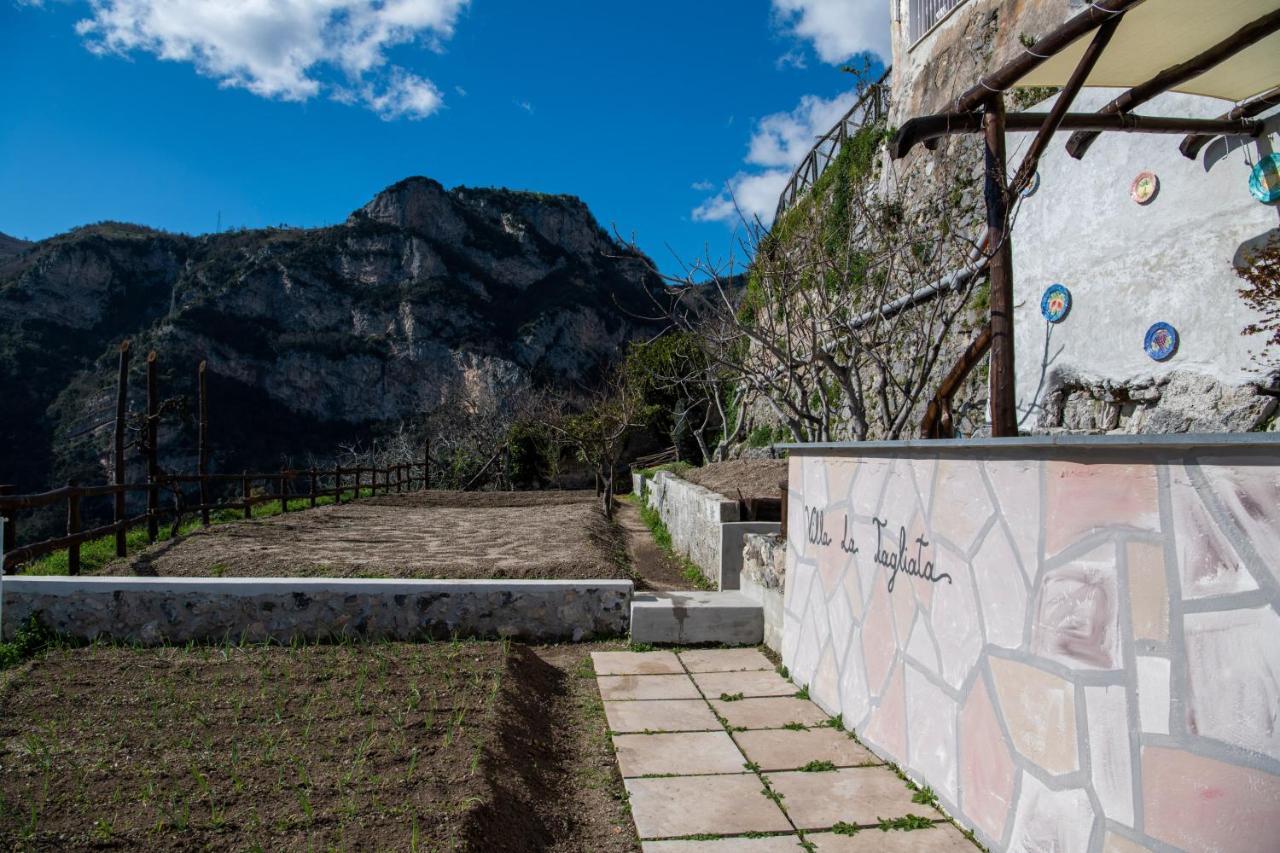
[
  {"left": 0, "top": 177, "right": 666, "bottom": 506},
  {"left": 0, "top": 232, "right": 31, "bottom": 259}
]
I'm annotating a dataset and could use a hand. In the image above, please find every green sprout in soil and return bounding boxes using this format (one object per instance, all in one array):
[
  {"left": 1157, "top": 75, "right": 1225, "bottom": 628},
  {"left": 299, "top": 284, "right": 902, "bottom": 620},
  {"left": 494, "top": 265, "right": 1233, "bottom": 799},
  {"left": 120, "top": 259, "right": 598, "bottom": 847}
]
[
  {"left": 782, "top": 721, "right": 807, "bottom": 731},
  {"left": 719, "top": 692, "right": 744, "bottom": 702},
  {"left": 878, "top": 814, "right": 936, "bottom": 831},
  {"left": 794, "top": 685, "right": 810, "bottom": 700},
  {"left": 831, "top": 821, "right": 860, "bottom": 836},
  {"left": 799, "top": 760, "right": 837, "bottom": 772},
  {"left": 912, "top": 784, "right": 939, "bottom": 808}
]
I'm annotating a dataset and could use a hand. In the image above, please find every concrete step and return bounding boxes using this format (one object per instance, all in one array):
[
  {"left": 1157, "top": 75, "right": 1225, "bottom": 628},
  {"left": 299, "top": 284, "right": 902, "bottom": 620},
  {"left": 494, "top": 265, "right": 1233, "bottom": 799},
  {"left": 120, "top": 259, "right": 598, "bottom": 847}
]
[{"left": 630, "top": 591, "right": 764, "bottom": 646}]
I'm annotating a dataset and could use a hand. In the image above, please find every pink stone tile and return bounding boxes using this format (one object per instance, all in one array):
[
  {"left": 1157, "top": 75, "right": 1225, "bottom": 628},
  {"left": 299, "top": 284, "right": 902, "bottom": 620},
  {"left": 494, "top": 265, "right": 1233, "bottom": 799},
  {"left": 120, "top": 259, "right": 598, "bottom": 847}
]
[
  {"left": 592, "top": 651, "right": 684, "bottom": 675},
  {"left": 808, "top": 823, "right": 973, "bottom": 851},
  {"left": 811, "top": 641, "right": 840, "bottom": 712},
  {"left": 1184, "top": 606, "right": 1280, "bottom": 761},
  {"left": 852, "top": 459, "right": 892, "bottom": 518},
  {"left": 905, "top": 666, "right": 958, "bottom": 804},
  {"left": 678, "top": 648, "right": 773, "bottom": 673},
  {"left": 928, "top": 548, "right": 982, "bottom": 690},
  {"left": 1127, "top": 542, "right": 1168, "bottom": 643},
  {"left": 837, "top": 630, "right": 872, "bottom": 729},
  {"left": 734, "top": 727, "right": 879, "bottom": 771},
  {"left": 1142, "top": 746, "right": 1280, "bottom": 853},
  {"left": 1103, "top": 833, "right": 1153, "bottom": 853},
  {"left": 1044, "top": 461, "right": 1158, "bottom": 556},
  {"left": 1005, "top": 772, "right": 1094, "bottom": 852},
  {"left": 604, "top": 699, "right": 721, "bottom": 733},
  {"left": 1170, "top": 480, "right": 1257, "bottom": 599},
  {"left": 984, "top": 459, "right": 1040, "bottom": 582},
  {"left": 862, "top": 661, "right": 907, "bottom": 764},
  {"left": 624, "top": 774, "right": 792, "bottom": 839},
  {"left": 989, "top": 657, "right": 1077, "bottom": 775},
  {"left": 861, "top": 579, "right": 896, "bottom": 696},
  {"left": 710, "top": 696, "right": 830, "bottom": 730},
  {"left": 931, "top": 459, "right": 994, "bottom": 552},
  {"left": 1031, "top": 545, "right": 1120, "bottom": 670},
  {"left": 613, "top": 731, "right": 748, "bottom": 777},
  {"left": 598, "top": 674, "right": 699, "bottom": 701},
  {"left": 959, "top": 672, "right": 1015, "bottom": 842},
  {"left": 693, "top": 669, "right": 798, "bottom": 699},
  {"left": 644, "top": 837, "right": 804, "bottom": 852},
  {"left": 1198, "top": 459, "right": 1280, "bottom": 588},
  {"left": 766, "top": 767, "right": 932, "bottom": 829},
  {"left": 972, "top": 523, "right": 1027, "bottom": 649},
  {"left": 906, "top": 513, "right": 938, "bottom": 613}
]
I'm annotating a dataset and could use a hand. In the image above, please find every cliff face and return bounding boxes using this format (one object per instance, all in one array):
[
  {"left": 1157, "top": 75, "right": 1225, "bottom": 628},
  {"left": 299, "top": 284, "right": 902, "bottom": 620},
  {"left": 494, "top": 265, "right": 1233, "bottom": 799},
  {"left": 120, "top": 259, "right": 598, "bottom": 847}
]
[{"left": 0, "top": 178, "right": 665, "bottom": 499}]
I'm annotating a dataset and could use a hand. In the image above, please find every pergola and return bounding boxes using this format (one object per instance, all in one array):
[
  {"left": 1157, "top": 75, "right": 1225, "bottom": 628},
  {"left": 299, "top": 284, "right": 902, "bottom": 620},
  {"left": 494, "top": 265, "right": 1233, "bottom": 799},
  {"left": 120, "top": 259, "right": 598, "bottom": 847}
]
[{"left": 895, "top": 0, "right": 1280, "bottom": 438}]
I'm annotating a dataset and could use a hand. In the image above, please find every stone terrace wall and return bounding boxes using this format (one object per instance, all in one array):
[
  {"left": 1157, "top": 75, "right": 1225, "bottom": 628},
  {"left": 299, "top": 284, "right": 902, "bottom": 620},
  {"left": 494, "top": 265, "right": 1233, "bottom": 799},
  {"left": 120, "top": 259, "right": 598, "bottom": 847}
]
[
  {"left": 782, "top": 435, "right": 1280, "bottom": 853},
  {"left": 1, "top": 577, "right": 632, "bottom": 644},
  {"left": 742, "top": 532, "right": 786, "bottom": 654},
  {"left": 644, "top": 470, "right": 740, "bottom": 587}
]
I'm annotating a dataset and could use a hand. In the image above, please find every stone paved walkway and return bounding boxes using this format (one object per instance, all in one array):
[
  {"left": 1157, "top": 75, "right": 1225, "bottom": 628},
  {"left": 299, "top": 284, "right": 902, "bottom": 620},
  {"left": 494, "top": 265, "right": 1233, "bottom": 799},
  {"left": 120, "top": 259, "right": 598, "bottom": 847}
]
[{"left": 593, "top": 648, "right": 979, "bottom": 852}]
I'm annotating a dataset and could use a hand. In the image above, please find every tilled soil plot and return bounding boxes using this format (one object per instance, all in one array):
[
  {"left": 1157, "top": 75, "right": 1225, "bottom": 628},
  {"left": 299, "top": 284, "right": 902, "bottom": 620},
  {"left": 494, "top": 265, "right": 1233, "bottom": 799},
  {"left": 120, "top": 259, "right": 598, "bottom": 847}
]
[
  {"left": 679, "top": 459, "right": 789, "bottom": 500},
  {"left": 98, "top": 491, "right": 629, "bottom": 579},
  {"left": 0, "top": 641, "right": 638, "bottom": 852}
]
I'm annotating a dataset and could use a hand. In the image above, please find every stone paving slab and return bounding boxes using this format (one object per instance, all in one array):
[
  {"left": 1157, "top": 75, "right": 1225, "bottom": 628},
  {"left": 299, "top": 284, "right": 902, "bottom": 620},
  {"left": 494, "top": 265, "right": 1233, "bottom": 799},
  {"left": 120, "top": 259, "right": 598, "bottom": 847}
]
[
  {"left": 604, "top": 699, "right": 721, "bottom": 733},
  {"left": 692, "top": 669, "right": 797, "bottom": 698},
  {"left": 643, "top": 836, "right": 805, "bottom": 851},
  {"left": 592, "top": 650, "right": 685, "bottom": 675},
  {"left": 678, "top": 648, "right": 775, "bottom": 673},
  {"left": 808, "top": 824, "right": 975, "bottom": 851},
  {"left": 598, "top": 674, "right": 700, "bottom": 701},
  {"left": 624, "top": 774, "right": 794, "bottom": 838},
  {"left": 734, "top": 728, "right": 881, "bottom": 771},
  {"left": 710, "top": 697, "right": 831, "bottom": 729},
  {"left": 765, "top": 768, "right": 937, "bottom": 830},
  {"left": 613, "top": 731, "right": 748, "bottom": 777}
]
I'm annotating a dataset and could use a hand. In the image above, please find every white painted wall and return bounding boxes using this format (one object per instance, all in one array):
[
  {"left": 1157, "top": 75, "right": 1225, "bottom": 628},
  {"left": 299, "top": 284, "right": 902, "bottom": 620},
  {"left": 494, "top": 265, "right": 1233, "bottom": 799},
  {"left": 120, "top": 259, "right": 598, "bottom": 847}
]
[{"left": 1011, "top": 89, "right": 1279, "bottom": 420}]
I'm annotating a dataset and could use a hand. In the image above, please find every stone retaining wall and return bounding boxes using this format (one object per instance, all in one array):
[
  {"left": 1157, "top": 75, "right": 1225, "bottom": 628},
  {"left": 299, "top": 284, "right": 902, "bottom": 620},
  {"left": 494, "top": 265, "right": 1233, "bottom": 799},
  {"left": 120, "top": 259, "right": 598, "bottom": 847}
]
[
  {"left": 782, "top": 434, "right": 1280, "bottom": 853},
  {"left": 1, "top": 577, "right": 632, "bottom": 645},
  {"left": 644, "top": 470, "right": 739, "bottom": 587},
  {"left": 741, "top": 532, "right": 786, "bottom": 654}
]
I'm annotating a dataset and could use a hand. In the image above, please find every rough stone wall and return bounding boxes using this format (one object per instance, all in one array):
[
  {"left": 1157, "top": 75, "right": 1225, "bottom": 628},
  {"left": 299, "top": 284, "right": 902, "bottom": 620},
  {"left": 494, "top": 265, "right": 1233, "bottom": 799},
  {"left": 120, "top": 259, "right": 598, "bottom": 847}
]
[
  {"left": 645, "top": 470, "right": 739, "bottom": 586},
  {"left": 742, "top": 531, "right": 787, "bottom": 653},
  {"left": 1, "top": 577, "right": 632, "bottom": 644},
  {"left": 784, "top": 439, "right": 1280, "bottom": 851}
]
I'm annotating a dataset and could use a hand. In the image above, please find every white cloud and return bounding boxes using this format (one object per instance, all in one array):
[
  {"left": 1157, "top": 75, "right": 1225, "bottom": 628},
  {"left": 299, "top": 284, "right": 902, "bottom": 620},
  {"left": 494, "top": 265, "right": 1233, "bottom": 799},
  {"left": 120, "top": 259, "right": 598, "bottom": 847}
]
[
  {"left": 694, "top": 88, "right": 861, "bottom": 226},
  {"left": 75, "top": 0, "right": 468, "bottom": 118},
  {"left": 691, "top": 180, "right": 714, "bottom": 192},
  {"left": 771, "top": 0, "right": 889, "bottom": 64},
  {"left": 514, "top": 99, "right": 534, "bottom": 114},
  {"left": 775, "top": 49, "right": 807, "bottom": 70}
]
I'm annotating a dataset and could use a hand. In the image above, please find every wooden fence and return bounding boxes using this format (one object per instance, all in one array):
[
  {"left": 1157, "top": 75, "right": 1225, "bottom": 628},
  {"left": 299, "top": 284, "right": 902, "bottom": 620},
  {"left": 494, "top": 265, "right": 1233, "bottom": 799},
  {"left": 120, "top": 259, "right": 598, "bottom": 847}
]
[{"left": 0, "top": 343, "right": 431, "bottom": 576}]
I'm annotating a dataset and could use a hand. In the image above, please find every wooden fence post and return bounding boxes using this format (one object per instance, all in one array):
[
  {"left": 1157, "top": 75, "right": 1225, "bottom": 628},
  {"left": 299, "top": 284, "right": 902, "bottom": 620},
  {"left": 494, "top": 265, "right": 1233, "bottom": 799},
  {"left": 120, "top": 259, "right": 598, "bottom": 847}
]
[
  {"left": 309, "top": 469, "right": 317, "bottom": 508},
  {"left": 0, "top": 485, "right": 15, "bottom": 574},
  {"left": 114, "top": 340, "right": 131, "bottom": 557},
  {"left": 279, "top": 471, "right": 288, "bottom": 514},
  {"left": 198, "top": 360, "right": 210, "bottom": 527},
  {"left": 424, "top": 442, "right": 431, "bottom": 491},
  {"left": 353, "top": 467, "right": 361, "bottom": 500},
  {"left": 397, "top": 464, "right": 404, "bottom": 493},
  {"left": 778, "top": 480, "right": 789, "bottom": 540},
  {"left": 67, "top": 482, "right": 81, "bottom": 576},
  {"left": 242, "top": 471, "right": 252, "bottom": 519},
  {"left": 145, "top": 351, "right": 159, "bottom": 543},
  {"left": 335, "top": 467, "right": 343, "bottom": 505}
]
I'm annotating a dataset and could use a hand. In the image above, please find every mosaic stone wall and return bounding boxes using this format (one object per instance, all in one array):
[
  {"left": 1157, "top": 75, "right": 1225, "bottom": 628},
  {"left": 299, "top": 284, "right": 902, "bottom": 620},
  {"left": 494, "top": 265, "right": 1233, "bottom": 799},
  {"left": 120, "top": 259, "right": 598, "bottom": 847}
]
[{"left": 781, "top": 440, "right": 1280, "bottom": 852}]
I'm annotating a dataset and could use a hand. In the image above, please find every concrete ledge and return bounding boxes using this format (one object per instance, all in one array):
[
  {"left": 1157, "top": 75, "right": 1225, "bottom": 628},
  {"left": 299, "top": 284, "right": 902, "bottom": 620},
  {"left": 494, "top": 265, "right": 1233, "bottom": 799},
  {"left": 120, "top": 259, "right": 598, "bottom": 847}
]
[
  {"left": 0, "top": 576, "right": 633, "bottom": 644},
  {"left": 630, "top": 591, "right": 763, "bottom": 646},
  {"left": 780, "top": 431, "right": 1280, "bottom": 457}
]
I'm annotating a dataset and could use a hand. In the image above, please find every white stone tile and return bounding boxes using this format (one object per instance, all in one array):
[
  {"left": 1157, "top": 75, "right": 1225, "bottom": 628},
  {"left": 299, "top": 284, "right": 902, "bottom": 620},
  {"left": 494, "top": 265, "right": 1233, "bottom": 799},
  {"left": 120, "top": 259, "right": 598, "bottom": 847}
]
[
  {"left": 1136, "top": 656, "right": 1171, "bottom": 734},
  {"left": 1085, "top": 684, "right": 1134, "bottom": 826}
]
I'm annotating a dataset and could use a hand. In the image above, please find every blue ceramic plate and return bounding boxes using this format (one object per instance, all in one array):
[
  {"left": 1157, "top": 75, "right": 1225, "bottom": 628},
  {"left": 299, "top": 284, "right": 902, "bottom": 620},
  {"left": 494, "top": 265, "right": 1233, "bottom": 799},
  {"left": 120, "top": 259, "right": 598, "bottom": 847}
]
[
  {"left": 1249, "top": 153, "right": 1280, "bottom": 205},
  {"left": 1021, "top": 171, "right": 1041, "bottom": 199},
  {"left": 1144, "top": 322, "right": 1179, "bottom": 362},
  {"left": 1040, "top": 284, "right": 1071, "bottom": 323}
]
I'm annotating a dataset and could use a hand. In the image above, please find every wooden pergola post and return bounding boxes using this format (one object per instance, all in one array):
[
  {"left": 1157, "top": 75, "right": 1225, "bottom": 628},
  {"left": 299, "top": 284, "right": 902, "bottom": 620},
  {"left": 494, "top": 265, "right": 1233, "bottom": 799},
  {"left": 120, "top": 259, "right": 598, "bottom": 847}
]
[
  {"left": 984, "top": 96, "right": 1018, "bottom": 438},
  {"left": 113, "top": 340, "right": 131, "bottom": 557}
]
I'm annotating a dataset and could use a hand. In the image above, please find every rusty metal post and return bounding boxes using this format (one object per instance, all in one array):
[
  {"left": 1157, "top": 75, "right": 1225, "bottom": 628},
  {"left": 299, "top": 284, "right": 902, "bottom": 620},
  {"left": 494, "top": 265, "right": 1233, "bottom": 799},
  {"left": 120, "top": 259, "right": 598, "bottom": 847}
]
[
  {"left": 114, "top": 340, "right": 131, "bottom": 556},
  {"left": 984, "top": 96, "right": 1018, "bottom": 438},
  {"left": 309, "top": 469, "right": 317, "bottom": 508},
  {"left": 67, "top": 482, "right": 81, "bottom": 576},
  {"left": 145, "top": 351, "right": 159, "bottom": 543},
  {"left": 198, "top": 361, "right": 210, "bottom": 526},
  {"left": 242, "top": 471, "right": 252, "bottom": 519}
]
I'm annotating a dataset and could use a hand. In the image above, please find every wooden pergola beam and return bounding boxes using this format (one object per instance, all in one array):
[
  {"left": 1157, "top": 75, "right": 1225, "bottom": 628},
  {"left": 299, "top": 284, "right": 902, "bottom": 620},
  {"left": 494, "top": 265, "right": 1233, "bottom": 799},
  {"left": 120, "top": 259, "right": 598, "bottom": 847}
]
[
  {"left": 952, "top": 0, "right": 1146, "bottom": 114},
  {"left": 1066, "top": 9, "right": 1280, "bottom": 159},
  {"left": 891, "top": 112, "right": 1264, "bottom": 159},
  {"left": 1180, "top": 86, "right": 1280, "bottom": 159}
]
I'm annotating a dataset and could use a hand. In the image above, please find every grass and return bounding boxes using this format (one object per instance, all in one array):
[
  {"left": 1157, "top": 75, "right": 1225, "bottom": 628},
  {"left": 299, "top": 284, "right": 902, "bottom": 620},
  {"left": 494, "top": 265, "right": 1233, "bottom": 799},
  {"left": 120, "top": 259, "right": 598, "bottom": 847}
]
[
  {"left": 799, "top": 760, "right": 837, "bottom": 772},
  {"left": 636, "top": 461, "right": 693, "bottom": 480},
  {"left": 626, "top": 495, "right": 715, "bottom": 591},
  {"left": 0, "top": 616, "right": 59, "bottom": 670},
  {"left": 21, "top": 488, "right": 377, "bottom": 576}
]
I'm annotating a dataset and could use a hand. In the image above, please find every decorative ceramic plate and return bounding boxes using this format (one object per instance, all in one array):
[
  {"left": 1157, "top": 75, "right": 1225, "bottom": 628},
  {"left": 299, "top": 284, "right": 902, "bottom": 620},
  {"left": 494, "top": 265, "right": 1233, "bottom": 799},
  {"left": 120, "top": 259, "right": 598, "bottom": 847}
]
[
  {"left": 1144, "top": 322, "right": 1179, "bottom": 361},
  {"left": 1021, "top": 171, "right": 1041, "bottom": 199},
  {"left": 1249, "top": 153, "right": 1280, "bottom": 204},
  {"left": 1131, "top": 171, "right": 1159, "bottom": 205},
  {"left": 1040, "top": 284, "right": 1071, "bottom": 323}
]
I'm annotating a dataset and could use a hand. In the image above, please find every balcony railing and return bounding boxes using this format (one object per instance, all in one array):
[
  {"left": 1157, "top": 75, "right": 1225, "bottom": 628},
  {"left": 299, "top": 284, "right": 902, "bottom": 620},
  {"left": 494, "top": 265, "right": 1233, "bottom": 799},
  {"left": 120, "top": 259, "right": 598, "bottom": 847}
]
[{"left": 910, "top": 0, "right": 967, "bottom": 45}]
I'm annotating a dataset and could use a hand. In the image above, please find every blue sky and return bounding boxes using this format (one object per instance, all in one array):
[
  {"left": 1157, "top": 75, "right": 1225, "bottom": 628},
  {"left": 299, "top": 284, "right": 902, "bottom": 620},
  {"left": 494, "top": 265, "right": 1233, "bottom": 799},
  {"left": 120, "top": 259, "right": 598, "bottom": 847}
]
[{"left": 0, "top": 0, "right": 887, "bottom": 274}]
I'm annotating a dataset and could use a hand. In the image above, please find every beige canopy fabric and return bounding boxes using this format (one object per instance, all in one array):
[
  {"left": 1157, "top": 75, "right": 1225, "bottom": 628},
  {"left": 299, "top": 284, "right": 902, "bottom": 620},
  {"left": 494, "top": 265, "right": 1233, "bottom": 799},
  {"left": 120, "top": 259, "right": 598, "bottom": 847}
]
[{"left": 1015, "top": 0, "right": 1280, "bottom": 103}]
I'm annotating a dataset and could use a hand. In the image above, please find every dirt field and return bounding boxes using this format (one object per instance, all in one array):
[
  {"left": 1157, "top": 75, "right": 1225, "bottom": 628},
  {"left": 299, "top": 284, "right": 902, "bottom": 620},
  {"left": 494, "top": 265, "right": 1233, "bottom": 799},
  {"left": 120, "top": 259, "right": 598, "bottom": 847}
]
[
  {"left": 679, "top": 458, "right": 789, "bottom": 500},
  {"left": 98, "top": 491, "right": 629, "bottom": 580},
  {"left": 0, "top": 640, "right": 638, "bottom": 852}
]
